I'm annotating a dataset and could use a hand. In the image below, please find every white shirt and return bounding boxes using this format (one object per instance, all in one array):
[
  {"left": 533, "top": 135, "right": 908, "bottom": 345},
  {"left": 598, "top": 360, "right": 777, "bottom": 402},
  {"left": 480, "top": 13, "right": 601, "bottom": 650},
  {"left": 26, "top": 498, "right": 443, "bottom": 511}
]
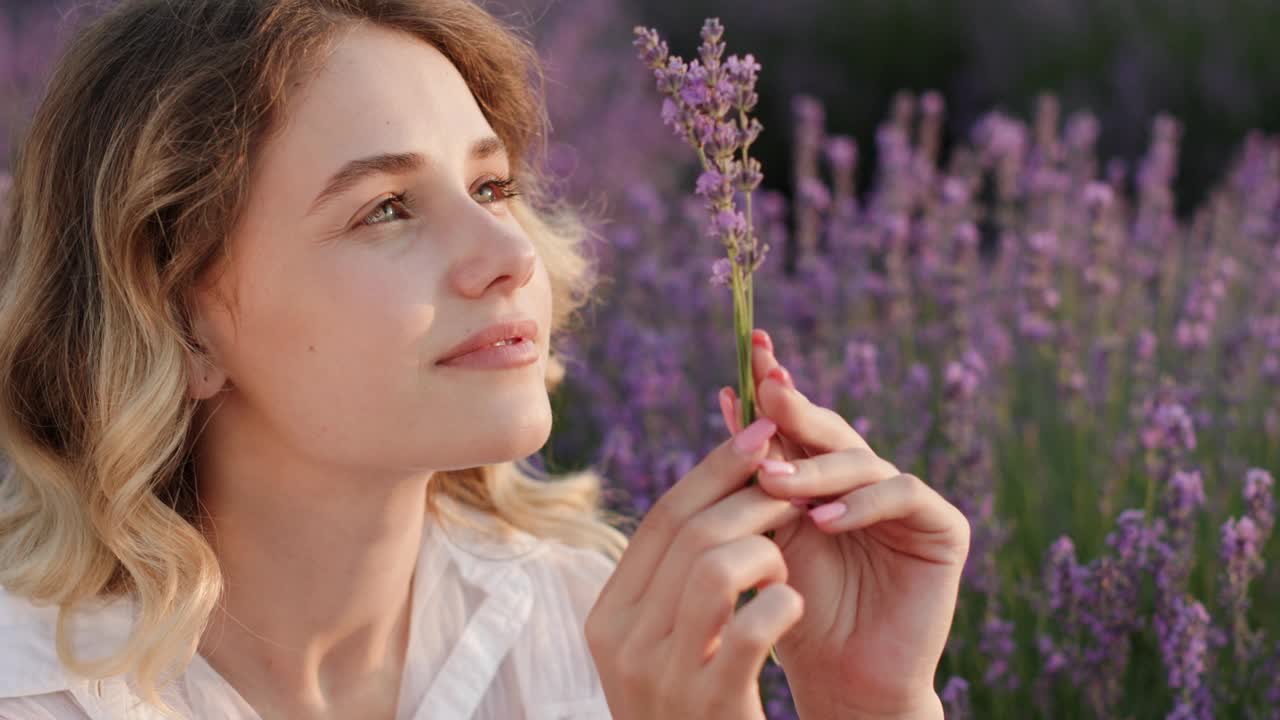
[{"left": 0, "top": 497, "right": 617, "bottom": 719}]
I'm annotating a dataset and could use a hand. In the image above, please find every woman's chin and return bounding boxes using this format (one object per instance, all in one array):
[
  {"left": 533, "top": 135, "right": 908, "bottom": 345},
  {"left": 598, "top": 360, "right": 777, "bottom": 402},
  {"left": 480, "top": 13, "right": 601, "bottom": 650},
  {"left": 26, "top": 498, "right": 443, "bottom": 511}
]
[{"left": 460, "top": 400, "right": 554, "bottom": 464}]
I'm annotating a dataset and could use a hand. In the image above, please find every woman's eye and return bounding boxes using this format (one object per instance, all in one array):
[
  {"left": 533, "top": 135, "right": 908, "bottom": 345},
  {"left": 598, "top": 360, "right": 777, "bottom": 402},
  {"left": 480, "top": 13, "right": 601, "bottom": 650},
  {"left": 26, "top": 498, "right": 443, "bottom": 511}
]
[
  {"left": 472, "top": 176, "right": 522, "bottom": 204},
  {"left": 361, "top": 194, "right": 410, "bottom": 227},
  {"left": 359, "top": 177, "right": 522, "bottom": 229}
]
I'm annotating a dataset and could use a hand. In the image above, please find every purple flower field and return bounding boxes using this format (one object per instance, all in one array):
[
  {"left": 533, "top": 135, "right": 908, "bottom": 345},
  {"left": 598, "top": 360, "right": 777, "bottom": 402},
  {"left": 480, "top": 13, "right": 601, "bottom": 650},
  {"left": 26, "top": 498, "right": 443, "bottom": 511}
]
[
  {"left": 534, "top": 7, "right": 1280, "bottom": 718},
  {"left": 4, "top": 2, "right": 1277, "bottom": 718}
]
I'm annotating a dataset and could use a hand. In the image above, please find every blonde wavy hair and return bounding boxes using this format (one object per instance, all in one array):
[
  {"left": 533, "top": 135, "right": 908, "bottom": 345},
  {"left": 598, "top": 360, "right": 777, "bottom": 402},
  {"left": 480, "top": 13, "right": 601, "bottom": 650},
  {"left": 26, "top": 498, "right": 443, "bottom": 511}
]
[{"left": 0, "top": 0, "right": 632, "bottom": 715}]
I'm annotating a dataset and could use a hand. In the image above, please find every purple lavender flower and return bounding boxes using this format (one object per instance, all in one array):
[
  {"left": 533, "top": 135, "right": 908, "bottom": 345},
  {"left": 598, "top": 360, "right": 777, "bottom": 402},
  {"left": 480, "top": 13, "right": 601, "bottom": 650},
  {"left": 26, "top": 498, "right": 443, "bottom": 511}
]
[
  {"left": 822, "top": 134, "right": 859, "bottom": 228},
  {"left": 695, "top": 167, "right": 732, "bottom": 203},
  {"left": 1016, "top": 230, "right": 1061, "bottom": 343},
  {"left": 823, "top": 135, "right": 857, "bottom": 174},
  {"left": 1038, "top": 633, "right": 1068, "bottom": 675},
  {"left": 1139, "top": 388, "right": 1198, "bottom": 485},
  {"left": 634, "top": 19, "right": 768, "bottom": 268},
  {"left": 980, "top": 614, "right": 1019, "bottom": 691},
  {"left": 942, "top": 176, "right": 971, "bottom": 204},
  {"left": 1107, "top": 508, "right": 1161, "bottom": 566},
  {"left": 940, "top": 676, "right": 971, "bottom": 720},
  {"left": 792, "top": 94, "right": 825, "bottom": 149},
  {"left": 1141, "top": 402, "right": 1197, "bottom": 453},
  {"left": 797, "top": 176, "right": 831, "bottom": 213},
  {"left": 843, "top": 340, "right": 881, "bottom": 399},
  {"left": 944, "top": 349, "right": 987, "bottom": 400},
  {"left": 709, "top": 257, "right": 732, "bottom": 287},
  {"left": 1156, "top": 595, "right": 1214, "bottom": 720},
  {"left": 709, "top": 207, "right": 748, "bottom": 241},
  {"left": 1215, "top": 467, "right": 1278, "bottom": 678},
  {"left": 759, "top": 659, "right": 797, "bottom": 719},
  {"left": 1044, "top": 536, "right": 1083, "bottom": 614},
  {"left": 1138, "top": 328, "right": 1158, "bottom": 362},
  {"left": 1165, "top": 469, "right": 1206, "bottom": 532},
  {"left": 1220, "top": 516, "right": 1264, "bottom": 660},
  {"left": 1243, "top": 468, "right": 1275, "bottom": 537},
  {"left": 1083, "top": 180, "right": 1115, "bottom": 210},
  {"left": 1174, "top": 254, "right": 1238, "bottom": 351},
  {"left": 1066, "top": 112, "right": 1101, "bottom": 153}
]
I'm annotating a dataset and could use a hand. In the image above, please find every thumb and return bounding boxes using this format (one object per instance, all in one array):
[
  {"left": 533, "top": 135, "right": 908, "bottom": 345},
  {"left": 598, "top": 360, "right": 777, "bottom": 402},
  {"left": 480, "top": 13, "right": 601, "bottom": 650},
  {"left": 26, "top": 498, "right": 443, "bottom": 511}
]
[
  {"left": 718, "top": 386, "right": 742, "bottom": 434},
  {"left": 720, "top": 386, "right": 802, "bottom": 465}
]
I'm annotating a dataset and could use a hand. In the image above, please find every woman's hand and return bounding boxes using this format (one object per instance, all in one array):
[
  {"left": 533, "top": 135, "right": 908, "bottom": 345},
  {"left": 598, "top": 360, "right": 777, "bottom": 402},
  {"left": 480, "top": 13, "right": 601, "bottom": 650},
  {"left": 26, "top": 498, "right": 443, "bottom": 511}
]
[
  {"left": 715, "top": 329, "right": 970, "bottom": 720},
  {"left": 584, "top": 412, "right": 812, "bottom": 719}
]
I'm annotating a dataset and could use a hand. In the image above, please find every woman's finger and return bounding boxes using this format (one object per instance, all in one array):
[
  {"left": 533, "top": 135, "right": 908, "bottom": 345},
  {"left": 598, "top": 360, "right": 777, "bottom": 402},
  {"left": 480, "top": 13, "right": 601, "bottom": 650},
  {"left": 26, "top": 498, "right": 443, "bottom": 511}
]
[
  {"left": 753, "top": 446, "right": 900, "bottom": 502},
  {"left": 594, "top": 419, "right": 779, "bottom": 610},
  {"left": 721, "top": 385, "right": 809, "bottom": 464},
  {"left": 709, "top": 582, "right": 804, "bottom": 693},
  {"left": 718, "top": 386, "right": 741, "bottom": 435},
  {"left": 749, "top": 328, "right": 868, "bottom": 454},
  {"left": 750, "top": 329, "right": 787, "bottom": 389},
  {"left": 670, "top": 534, "right": 789, "bottom": 671},
  {"left": 725, "top": 368, "right": 865, "bottom": 456},
  {"left": 806, "top": 473, "right": 972, "bottom": 557},
  {"left": 629, "top": 482, "right": 805, "bottom": 647},
  {"left": 755, "top": 370, "right": 869, "bottom": 454}
]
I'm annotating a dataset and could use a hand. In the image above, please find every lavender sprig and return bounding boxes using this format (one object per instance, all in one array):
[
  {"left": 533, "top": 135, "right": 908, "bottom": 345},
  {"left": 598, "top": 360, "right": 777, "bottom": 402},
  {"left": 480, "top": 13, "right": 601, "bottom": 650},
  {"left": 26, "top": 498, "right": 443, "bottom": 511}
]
[
  {"left": 1156, "top": 595, "right": 1215, "bottom": 720},
  {"left": 634, "top": 16, "right": 777, "bottom": 669},
  {"left": 634, "top": 19, "right": 769, "bottom": 441}
]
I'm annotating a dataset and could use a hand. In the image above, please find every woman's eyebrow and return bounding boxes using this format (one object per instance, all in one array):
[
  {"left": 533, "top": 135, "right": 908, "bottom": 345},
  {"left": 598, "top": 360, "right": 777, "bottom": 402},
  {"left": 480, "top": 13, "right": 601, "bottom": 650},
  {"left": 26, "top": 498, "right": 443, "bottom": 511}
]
[{"left": 304, "top": 135, "right": 507, "bottom": 218}]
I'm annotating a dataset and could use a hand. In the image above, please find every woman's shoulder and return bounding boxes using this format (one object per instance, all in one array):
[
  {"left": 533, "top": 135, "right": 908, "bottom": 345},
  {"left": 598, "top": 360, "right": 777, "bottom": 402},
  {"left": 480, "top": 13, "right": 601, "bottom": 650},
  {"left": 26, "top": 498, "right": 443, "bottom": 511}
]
[
  {"left": 434, "top": 497, "right": 617, "bottom": 598},
  {"left": 408, "top": 500, "right": 616, "bottom": 717},
  {"left": 454, "top": 524, "right": 614, "bottom": 715},
  {"left": 528, "top": 536, "right": 617, "bottom": 604},
  {"left": 425, "top": 497, "right": 616, "bottom": 652},
  {"left": 0, "top": 586, "right": 82, "bottom": 698},
  {"left": 0, "top": 584, "right": 138, "bottom": 715}
]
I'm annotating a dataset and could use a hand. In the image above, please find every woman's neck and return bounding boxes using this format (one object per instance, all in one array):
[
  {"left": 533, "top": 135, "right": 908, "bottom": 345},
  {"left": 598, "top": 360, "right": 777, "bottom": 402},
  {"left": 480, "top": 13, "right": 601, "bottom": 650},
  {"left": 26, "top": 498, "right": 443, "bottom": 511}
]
[{"left": 192, "top": 410, "right": 433, "bottom": 718}]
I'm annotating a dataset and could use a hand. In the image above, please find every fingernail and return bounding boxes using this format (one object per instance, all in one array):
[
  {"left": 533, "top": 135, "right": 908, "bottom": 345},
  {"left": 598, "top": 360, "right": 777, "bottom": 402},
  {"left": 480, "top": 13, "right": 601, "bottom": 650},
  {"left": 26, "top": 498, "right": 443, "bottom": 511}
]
[
  {"left": 733, "top": 417, "right": 777, "bottom": 455},
  {"left": 758, "top": 458, "right": 796, "bottom": 475},
  {"left": 751, "top": 328, "right": 773, "bottom": 352},
  {"left": 766, "top": 366, "right": 788, "bottom": 387},
  {"left": 808, "top": 502, "right": 847, "bottom": 523}
]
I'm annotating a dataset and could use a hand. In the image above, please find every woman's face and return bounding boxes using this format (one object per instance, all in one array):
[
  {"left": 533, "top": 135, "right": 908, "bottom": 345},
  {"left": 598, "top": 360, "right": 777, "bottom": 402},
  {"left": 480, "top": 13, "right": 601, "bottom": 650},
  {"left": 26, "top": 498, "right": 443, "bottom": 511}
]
[{"left": 189, "top": 23, "right": 553, "bottom": 477}]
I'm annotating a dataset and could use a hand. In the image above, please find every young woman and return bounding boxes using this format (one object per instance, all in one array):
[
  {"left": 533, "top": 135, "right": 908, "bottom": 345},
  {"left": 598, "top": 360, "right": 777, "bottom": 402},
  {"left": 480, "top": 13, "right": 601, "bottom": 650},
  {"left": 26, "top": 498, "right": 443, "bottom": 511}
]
[{"left": 0, "top": 1, "right": 969, "bottom": 718}]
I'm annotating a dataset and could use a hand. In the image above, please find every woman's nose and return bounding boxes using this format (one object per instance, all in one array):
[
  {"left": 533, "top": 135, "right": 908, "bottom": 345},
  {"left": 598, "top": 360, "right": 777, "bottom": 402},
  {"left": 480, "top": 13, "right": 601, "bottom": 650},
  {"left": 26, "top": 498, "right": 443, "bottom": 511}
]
[{"left": 447, "top": 217, "right": 537, "bottom": 299}]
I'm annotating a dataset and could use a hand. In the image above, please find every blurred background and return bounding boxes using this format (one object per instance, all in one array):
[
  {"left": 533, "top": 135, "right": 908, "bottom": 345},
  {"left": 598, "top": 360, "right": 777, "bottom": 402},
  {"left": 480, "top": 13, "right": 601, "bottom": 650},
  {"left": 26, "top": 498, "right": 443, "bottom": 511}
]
[
  {"left": 627, "top": 0, "right": 1280, "bottom": 218},
  {"left": 3, "top": 2, "right": 1279, "bottom": 719},
  {"left": 7, "top": 0, "right": 1280, "bottom": 213}
]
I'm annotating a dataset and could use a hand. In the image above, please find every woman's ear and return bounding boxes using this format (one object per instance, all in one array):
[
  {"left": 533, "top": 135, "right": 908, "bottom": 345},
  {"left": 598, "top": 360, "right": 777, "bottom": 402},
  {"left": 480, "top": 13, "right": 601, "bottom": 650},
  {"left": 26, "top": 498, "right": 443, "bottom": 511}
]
[
  {"left": 186, "top": 342, "right": 228, "bottom": 401},
  {"left": 184, "top": 304, "right": 230, "bottom": 401}
]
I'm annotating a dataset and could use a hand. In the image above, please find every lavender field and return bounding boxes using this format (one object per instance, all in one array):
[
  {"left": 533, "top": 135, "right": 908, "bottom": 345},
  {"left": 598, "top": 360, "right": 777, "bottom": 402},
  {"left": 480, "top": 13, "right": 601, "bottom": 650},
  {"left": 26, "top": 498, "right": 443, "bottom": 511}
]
[{"left": 4, "top": 2, "right": 1278, "bottom": 718}]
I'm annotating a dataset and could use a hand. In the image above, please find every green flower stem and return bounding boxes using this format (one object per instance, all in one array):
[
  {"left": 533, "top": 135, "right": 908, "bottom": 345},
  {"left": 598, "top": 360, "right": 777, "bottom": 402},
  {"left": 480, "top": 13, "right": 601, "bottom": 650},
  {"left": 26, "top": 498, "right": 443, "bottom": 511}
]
[{"left": 730, "top": 207, "right": 783, "bottom": 670}]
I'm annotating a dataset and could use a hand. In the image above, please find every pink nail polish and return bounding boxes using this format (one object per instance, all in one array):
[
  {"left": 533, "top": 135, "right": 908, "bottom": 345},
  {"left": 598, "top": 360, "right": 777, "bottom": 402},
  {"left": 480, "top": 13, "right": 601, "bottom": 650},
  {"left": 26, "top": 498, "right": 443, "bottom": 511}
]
[
  {"left": 751, "top": 329, "right": 773, "bottom": 352},
  {"left": 733, "top": 417, "right": 776, "bottom": 455},
  {"left": 758, "top": 458, "right": 796, "bottom": 475},
  {"left": 766, "top": 367, "right": 787, "bottom": 386},
  {"left": 808, "top": 502, "right": 847, "bottom": 523}
]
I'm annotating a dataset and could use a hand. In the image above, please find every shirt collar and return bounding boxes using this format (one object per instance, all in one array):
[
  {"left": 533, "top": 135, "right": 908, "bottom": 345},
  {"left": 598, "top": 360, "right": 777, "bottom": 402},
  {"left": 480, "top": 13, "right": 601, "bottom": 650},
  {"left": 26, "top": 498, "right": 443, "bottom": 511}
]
[{"left": 0, "top": 585, "right": 137, "bottom": 698}]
